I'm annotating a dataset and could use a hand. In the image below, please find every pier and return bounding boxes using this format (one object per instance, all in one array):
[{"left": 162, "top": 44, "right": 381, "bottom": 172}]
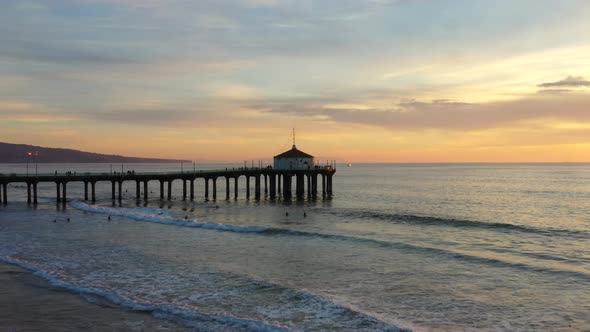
[{"left": 0, "top": 167, "right": 335, "bottom": 204}]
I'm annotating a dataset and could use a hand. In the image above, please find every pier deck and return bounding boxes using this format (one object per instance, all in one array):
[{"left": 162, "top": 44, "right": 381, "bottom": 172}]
[{"left": 0, "top": 167, "right": 335, "bottom": 204}]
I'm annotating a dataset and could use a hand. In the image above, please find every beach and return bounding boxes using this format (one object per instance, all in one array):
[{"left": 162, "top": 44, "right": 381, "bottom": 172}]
[{"left": 0, "top": 263, "right": 187, "bottom": 332}]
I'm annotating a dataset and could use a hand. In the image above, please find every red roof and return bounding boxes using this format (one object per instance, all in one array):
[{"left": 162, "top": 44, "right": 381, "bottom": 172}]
[{"left": 274, "top": 145, "right": 314, "bottom": 158}]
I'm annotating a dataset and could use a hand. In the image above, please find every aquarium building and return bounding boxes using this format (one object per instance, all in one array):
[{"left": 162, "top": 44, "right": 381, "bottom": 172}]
[{"left": 273, "top": 145, "right": 315, "bottom": 170}]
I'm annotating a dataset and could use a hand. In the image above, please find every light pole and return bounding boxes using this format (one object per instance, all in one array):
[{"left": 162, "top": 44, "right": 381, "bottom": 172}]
[{"left": 26, "top": 152, "right": 33, "bottom": 176}]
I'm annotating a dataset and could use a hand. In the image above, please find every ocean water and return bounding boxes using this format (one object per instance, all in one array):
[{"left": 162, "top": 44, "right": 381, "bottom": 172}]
[{"left": 0, "top": 163, "right": 589, "bottom": 331}]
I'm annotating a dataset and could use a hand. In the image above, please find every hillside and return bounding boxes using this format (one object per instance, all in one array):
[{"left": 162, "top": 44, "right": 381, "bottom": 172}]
[{"left": 0, "top": 142, "right": 190, "bottom": 163}]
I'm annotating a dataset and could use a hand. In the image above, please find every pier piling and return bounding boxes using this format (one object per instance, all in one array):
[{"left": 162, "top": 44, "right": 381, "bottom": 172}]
[{"left": 0, "top": 167, "right": 335, "bottom": 204}]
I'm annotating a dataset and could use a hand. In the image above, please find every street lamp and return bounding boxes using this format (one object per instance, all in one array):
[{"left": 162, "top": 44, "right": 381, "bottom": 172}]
[{"left": 26, "top": 152, "right": 33, "bottom": 176}]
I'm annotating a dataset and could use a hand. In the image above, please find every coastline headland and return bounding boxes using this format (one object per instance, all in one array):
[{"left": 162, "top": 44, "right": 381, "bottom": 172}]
[{"left": 0, "top": 166, "right": 335, "bottom": 204}]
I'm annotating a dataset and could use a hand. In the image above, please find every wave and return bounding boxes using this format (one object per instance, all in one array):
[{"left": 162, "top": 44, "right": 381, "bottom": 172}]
[
  {"left": 329, "top": 209, "right": 590, "bottom": 239},
  {"left": 70, "top": 201, "right": 590, "bottom": 281},
  {"left": 0, "top": 255, "right": 410, "bottom": 332},
  {"left": 0, "top": 255, "right": 290, "bottom": 332},
  {"left": 70, "top": 200, "right": 267, "bottom": 233}
]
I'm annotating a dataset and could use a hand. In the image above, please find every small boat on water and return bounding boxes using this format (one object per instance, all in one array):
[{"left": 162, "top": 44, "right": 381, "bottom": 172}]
[{"left": 347, "top": 163, "right": 352, "bottom": 167}]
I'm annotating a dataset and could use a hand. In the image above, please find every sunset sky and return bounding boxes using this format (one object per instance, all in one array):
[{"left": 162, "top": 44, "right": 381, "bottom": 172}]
[{"left": 2, "top": 0, "right": 590, "bottom": 162}]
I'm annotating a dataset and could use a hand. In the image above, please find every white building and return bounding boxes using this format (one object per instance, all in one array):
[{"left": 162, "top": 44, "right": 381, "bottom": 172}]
[{"left": 273, "top": 145, "right": 315, "bottom": 170}]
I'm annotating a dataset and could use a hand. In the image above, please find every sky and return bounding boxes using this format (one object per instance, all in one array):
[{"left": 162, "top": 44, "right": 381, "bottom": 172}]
[{"left": 2, "top": 0, "right": 590, "bottom": 162}]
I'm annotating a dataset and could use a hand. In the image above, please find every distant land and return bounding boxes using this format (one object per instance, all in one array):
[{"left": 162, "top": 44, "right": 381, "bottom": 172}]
[{"left": 0, "top": 142, "right": 189, "bottom": 163}]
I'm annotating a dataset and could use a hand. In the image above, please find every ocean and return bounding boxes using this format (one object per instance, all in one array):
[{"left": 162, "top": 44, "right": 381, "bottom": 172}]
[{"left": 0, "top": 163, "right": 589, "bottom": 331}]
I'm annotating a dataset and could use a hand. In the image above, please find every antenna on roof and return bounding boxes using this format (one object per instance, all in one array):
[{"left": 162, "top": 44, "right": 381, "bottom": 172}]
[{"left": 292, "top": 128, "right": 296, "bottom": 148}]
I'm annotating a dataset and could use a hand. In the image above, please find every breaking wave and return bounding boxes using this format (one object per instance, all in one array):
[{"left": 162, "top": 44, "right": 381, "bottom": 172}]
[{"left": 70, "top": 201, "right": 590, "bottom": 280}]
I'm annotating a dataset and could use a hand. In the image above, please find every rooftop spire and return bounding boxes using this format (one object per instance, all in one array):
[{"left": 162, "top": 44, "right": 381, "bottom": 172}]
[{"left": 292, "top": 128, "right": 296, "bottom": 149}]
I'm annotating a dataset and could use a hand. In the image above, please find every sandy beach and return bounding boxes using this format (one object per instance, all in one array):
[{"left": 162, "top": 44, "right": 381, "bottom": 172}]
[{"left": 0, "top": 263, "right": 188, "bottom": 332}]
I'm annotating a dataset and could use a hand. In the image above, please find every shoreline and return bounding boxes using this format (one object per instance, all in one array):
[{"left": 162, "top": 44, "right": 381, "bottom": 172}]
[{"left": 0, "top": 262, "right": 188, "bottom": 332}]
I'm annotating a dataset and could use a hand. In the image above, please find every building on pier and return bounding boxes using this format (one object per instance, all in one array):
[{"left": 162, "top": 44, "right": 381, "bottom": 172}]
[{"left": 273, "top": 145, "right": 314, "bottom": 170}]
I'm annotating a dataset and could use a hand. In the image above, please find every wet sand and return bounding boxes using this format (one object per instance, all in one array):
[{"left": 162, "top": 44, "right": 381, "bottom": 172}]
[{"left": 0, "top": 263, "right": 188, "bottom": 332}]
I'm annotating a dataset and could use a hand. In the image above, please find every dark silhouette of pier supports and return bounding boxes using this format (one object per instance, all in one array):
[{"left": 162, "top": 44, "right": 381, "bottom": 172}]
[
  {"left": 33, "top": 182, "right": 37, "bottom": 204},
  {"left": 225, "top": 177, "right": 230, "bottom": 200},
  {"left": 1, "top": 168, "right": 335, "bottom": 204},
  {"left": 26, "top": 182, "right": 38, "bottom": 204},
  {"left": 62, "top": 182, "right": 67, "bottom": 203},
  {"left": 296, "top": 174, "right": 304, "bottom": 198},
  {"left": 277, "top": 175, "right": 281, "bottom": 196},
  {"left": 264, "top": 175, "right": 268, "bottom": 196},
  {"left": 246, "top": 176, "right": 250, "bottom": 198},
  {"left": 255, "top": 175, "right": 261, "bottom": 199},
  {"left": 282, "top": 174, "right": 292, "bottom": 199},
  {"left": 269, "top": 174, "right": 276, "bottom": 199}
]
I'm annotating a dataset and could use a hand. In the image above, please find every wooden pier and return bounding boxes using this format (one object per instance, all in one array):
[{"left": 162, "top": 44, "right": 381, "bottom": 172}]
[{"left": 0, "top": 167, "right": 335, "bottom": 204}]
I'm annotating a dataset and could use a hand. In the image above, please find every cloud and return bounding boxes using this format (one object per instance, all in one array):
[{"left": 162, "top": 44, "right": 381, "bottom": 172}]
[
  {"left": 538, "top": 76, "right": 590, "bottom": 88},
  {"left": 0, "top": 39, "right": 138, "bottom": 66},
  {"left": 249, "top": 92, "right": 590, "bottom": 131}
]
